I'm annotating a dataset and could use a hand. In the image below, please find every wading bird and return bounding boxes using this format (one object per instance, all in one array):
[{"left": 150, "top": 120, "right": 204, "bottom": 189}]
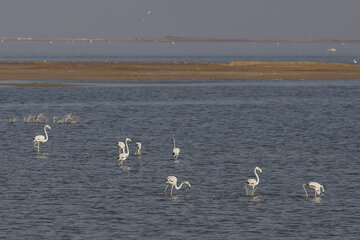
[
  {"left": 117, "top": 141, "right": 125, "bottom": 155},
  {"left": 172, "top": 138, "right": 180, "bottom": 159},
  {"left": 135, "top": 142, "right": 142, "bottom": 155},
  {"left": 303, "top": 182, "right": 325, "bottom": 197},
  {"left": 164, "top": 176, "right": 191, "bottom": 196},
  {"left": 118, "top": 138, "right": 131, "bottom": 166},
  {"left": 33, "top": 125, "right": 51, "bottom": 152},
  {"left": 245, "top": 166, "right": 262, "bottom": 195}
]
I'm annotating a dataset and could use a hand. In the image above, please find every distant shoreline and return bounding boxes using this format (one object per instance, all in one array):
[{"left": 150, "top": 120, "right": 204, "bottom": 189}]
[
  {"left": 1, "top": 36, "right": 360, "bottom": 43},
  {"left": 0, "top": 61, "right": 360, "bottom": 86}
]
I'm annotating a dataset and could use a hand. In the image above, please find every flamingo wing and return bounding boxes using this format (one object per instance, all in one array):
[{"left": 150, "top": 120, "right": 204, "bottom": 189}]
[
  {"left": 247, "top": 178, "right": 256, "bottom": 186},
  {"left": 173, "top": 148, "right": 180, "bottom": 155},
  {"left": 34, "top": 135, "right": 45, "bottom": 142}
]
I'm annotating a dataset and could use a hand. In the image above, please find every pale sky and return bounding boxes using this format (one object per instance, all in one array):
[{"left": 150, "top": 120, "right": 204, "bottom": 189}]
[{"left": 0, "top": 0, "right": 359, "bottom": 39}]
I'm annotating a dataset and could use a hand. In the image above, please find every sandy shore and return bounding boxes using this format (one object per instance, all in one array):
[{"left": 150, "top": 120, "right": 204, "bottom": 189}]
[{"left": 0, "top": 61, "right": 360, "bottom": 86}]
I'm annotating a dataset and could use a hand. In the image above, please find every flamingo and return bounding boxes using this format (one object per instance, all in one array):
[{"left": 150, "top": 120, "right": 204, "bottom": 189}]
[
  {"left": 245, "top": 166, "right": 263, "bottom": 195},
  {"left": 303, "top": 182, "right": 325, "bottom": 197},
  {"left": 164, "top": 176, "right": 191, "bottom": 196},
  {"left": 118, "top": 138, "right": 131, "bottom": 166},
  {"left": 172, "top": 138, "right": 180, "bottom": 159},
  {"left": 135, "top": 142, "right": 142, "bottom": 155},
  {"left": 117, "top": 141, "right": 125, "bottom": 155},
  {"left": 33, "top": 125, "right": 51, "bottom": 152}
]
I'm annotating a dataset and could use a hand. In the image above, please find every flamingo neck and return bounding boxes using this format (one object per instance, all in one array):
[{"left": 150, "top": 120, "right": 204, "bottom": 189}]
[
  {"left": 44, "top": 127, "right": 49, "bottom": 142},
  {"left": 254, "top": 169, "right": 260, "bottom": 185},
  {"left": 175, "top": 181, "right": 187, "bottom": 190},
  {"left": 125, "top": 140, "right": 129, "bottom": 155}
]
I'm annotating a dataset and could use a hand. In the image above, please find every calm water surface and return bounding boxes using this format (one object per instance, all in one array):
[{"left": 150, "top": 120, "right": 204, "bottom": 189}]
[
  {"left": 0, "top": 80, "right": 360, "bottom": 239},
  {"left": 0, "top": 41, "right": 360, "bottom": 63}
]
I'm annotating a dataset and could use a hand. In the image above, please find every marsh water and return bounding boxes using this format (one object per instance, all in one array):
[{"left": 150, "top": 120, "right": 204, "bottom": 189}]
[{"left": 0, "top": 80, "right": 360, "bottom": 239}]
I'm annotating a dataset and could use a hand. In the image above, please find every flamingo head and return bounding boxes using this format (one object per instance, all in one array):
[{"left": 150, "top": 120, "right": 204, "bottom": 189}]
[
  {"left": 126, "top": 138, "right": 131, "bottom": 142},
  {"left": 255, "top": 166, "right": 262, "bottom": 173},
  {"left": 320, "top": 185, "right": 325, "bottom": 193},
  {"left": 184, "top": 181, "right": 191, "bottom": 189},
  {"left": 45, "top": 125, "right": 51, "bottom": 129}
]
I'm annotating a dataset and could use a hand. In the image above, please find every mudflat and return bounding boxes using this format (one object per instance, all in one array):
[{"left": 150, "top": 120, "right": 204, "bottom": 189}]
[{"left": 0, "top": 61, "right": 360, "bottom": 83}]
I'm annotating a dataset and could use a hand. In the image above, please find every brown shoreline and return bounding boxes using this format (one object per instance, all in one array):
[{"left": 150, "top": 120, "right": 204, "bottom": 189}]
[{"left": 0, "top": 61, "right": 360, "bottom": 86}]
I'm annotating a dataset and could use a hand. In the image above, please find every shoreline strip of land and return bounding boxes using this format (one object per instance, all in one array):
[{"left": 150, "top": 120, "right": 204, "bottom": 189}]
[{"left": 0, "top": 61, "right": 360, "bottom": 86}]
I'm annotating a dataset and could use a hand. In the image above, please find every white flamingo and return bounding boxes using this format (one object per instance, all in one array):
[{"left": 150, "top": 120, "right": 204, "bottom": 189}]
[
  {"left": 118, "top": 138, "right": 131, "bottom": 166},
  {"left": 172, "top": 138, "right": 180, "bottom": 159},
  {"left": 303, "top": 182, "right": 325, "bottom": 197},
  {"left": 164, "top": 176, "right": 191, "bottom": 196},
  {"left": 117, "top": 141, "right": 125, "bottom": 155},
  {"left": 33, "top": 125, "right": 51, "bottom": 152},
  {"left": 135, "top": 142, "right": 142, "bottom": 155},
  {"left": 245, "top": 166, "right": 263, "bottom": 195}
]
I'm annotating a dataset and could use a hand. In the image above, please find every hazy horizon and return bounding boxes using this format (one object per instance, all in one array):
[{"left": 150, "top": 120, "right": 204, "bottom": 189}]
[{"left": 1, "top": 0, "right": 360, "bottom": 39}]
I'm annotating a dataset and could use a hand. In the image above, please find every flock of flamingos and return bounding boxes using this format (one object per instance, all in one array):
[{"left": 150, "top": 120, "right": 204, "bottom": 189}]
[{"left": 33, "top": 124, "right": 325, "bottom": 198}]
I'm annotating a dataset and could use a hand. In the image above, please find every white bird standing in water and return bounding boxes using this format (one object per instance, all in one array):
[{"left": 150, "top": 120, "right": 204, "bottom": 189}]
[
  {"left": 164, "top": 176, "right": 191, "bottom": 196},
  {"left": 172, "top": 138, "right": 180, "bottom": 159},
  {"left": 135, "top": 142, "right": 142, "bottom": 155},
  {"left": 118, "top": 138, "right": 131, "bottom": 166},
  {"left": 353, "top": 58, "right": 357, "bottom": 64},
  {"left": 245, "top": 166, "right": 262, "bottom": 195},
  {"left": 117, "top": 141, "right": 125, "bottom": 155},
  {"left": 303, "top": 182, "right": 325, "bottom": 197},
  {"left": 33, "top": 125, "right": 51, "bottom": 152}
]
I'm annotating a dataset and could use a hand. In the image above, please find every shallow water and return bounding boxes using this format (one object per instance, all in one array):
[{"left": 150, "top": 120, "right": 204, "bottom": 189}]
[
  {"left": 1, "top": 80, "right": 360, "bottom": 239},
  {"left": 0, "top": 41, "right": 360, "bottom": 63}
]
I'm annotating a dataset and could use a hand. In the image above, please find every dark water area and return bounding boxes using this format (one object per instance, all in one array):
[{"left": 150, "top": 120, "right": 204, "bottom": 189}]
[
  {"left": 0, "top": 80, "right": 360, "bottom": 239},
  {"left": 0, "top": 40, "right": 360, "bottom": 63}
]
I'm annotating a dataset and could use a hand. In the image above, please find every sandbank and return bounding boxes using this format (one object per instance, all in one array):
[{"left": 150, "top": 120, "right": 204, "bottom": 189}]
[{"left": 0, "top": 61, "right": 360, "bottom": 86}]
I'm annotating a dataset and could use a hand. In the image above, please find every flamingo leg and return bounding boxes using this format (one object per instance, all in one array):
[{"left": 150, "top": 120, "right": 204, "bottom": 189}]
[
  {"left": 170, "top": 185, "right": 174, "bottom": 196},
  {"left": 314, "top": 191, "right": 317, "bottom": 197},
  {"left": 118, "top": 160, "right": 123, "bottom": 167},
  {"left": 303, "top": 184, "right": 308, "bottom": 197},
  {"left": 165, "top": 184, "right": 169, "bottom": 193},
  {"left": 251, "top": 186, "right": 255, "bottom": 196},
  {"left": 253, "top": 186, "right": 258, "bottom": 194}
]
